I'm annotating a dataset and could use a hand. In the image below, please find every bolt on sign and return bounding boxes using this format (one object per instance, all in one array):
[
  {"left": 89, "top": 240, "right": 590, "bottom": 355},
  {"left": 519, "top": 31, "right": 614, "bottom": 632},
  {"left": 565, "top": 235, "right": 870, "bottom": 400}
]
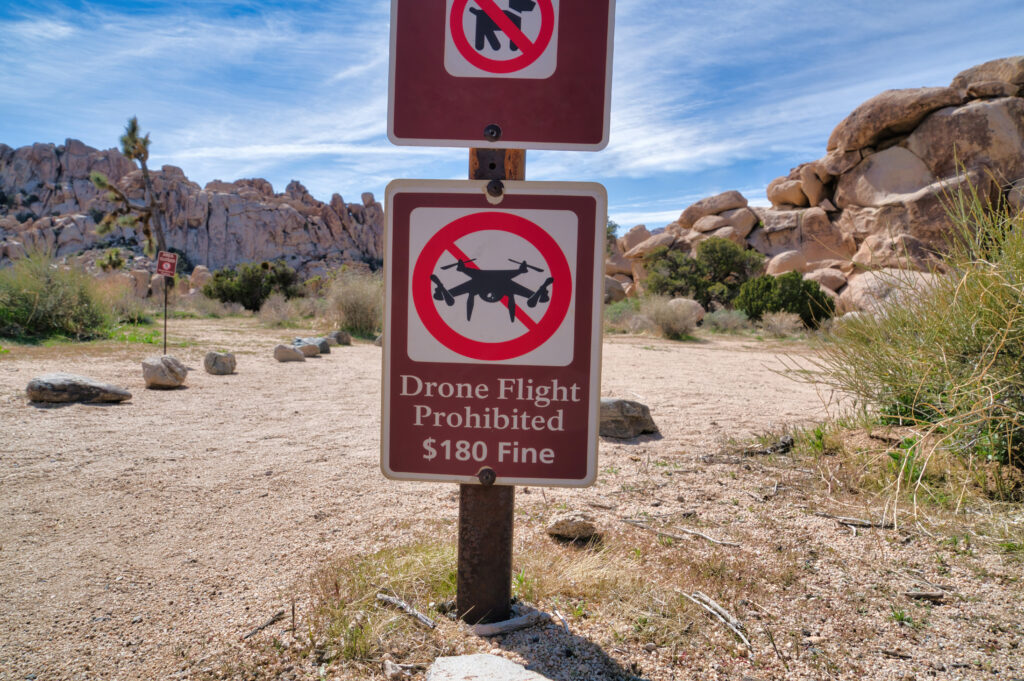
[
  {"left": 382, "top": 180, "right": 605, "bottom": 487},
  {"left": 388, "top": 0, "right": 616, "bottom": 150}
]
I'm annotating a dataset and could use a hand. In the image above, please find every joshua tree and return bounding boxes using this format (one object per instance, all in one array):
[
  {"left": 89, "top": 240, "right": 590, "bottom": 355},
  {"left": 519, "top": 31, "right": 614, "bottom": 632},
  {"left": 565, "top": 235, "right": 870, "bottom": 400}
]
[{"left": 89, "top": 116, "right": 168, "bottom": 256}]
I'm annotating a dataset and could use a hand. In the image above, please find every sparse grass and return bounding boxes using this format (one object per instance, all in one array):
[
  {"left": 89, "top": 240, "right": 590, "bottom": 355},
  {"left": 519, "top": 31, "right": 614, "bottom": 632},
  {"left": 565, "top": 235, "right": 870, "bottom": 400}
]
[
  {"left": 105, "top": 324, "right": 161, "bottom": 345},
  {"left": 324, "top": 270, "right": 383, "bottom": 339},
  {"left": 702, "top": 309, "right": 753, "bottom": 334},
  {"left": 639, "top": 295, "right": 699, "bottom": 340},
  {"left": 759, "top": 311, "right": 804, "bottom": 338},
  {"left": 603, "top": 298, "right": 647, "bottom": 334}
]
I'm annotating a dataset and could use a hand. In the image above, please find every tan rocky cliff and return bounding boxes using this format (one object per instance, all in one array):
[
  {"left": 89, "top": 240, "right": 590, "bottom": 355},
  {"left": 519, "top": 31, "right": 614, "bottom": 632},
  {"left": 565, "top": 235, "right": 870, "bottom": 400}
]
[
  {"left": 611, "top": 56, "right": 1024, "bottom": 312},
  {"left": 0, "top": 139, "right": 383, "bottom": 277}
]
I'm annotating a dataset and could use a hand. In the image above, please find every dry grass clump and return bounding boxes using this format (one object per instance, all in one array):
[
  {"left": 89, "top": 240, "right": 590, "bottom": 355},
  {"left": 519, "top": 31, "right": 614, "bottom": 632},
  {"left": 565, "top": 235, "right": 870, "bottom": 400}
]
[
  {"left": 758, "top": 311, "right": 803, "bottom": 338},
  {"left": 702, "top": 309, "right": 753, "bottom": 334},
  {"left": 325, "top": 270, "right": 383, "bottom": 338},
  {"left": 93, "top": 275, "right": 151, "bottom": 324},
  {"left": 257, "top": 293, "right": 322, "bottom": 327},
  {"left": 639, "top": 295, "right": 699, "bottom": 340},
  {"left": 177, "top": 294, "right": 246, "bottom": 318}
]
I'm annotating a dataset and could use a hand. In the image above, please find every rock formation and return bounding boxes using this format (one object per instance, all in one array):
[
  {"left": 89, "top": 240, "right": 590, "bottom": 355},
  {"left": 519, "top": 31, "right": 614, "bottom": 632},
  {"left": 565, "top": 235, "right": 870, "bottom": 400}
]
[
  {"left": 609, "top": 56, "right": 1024, "bottom": 312},
  {"left": 0, "top": 139, "right": 384, "bottom": 279}
]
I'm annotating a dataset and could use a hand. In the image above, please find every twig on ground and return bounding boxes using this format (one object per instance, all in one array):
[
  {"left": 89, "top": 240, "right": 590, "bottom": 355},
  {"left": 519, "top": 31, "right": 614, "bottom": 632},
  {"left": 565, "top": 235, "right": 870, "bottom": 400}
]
[
  {"left": 681, "top": 592, "right": 753, "bottom": 651},
  {"left": 620, "top": 517, "right": 740, "bottom": 547},
  {"left": 743, "top": 436, "right": 794, "bottom": 457},
  {"left": 376, "top": 593, "right": 436, "bottom": 629},
  {"left": 553, "top": 608, "right": 570, "bottom": 633},
  {"left": 880, "top": 649, "right": 912, "bottom": 660},
  {"left": 814, "top": 512, "right": 894, "bottom": 529},
  {"left": 904, "top": 590, "right": 947, "bottom": 603},
  {"left": 243, "top": 609, "right": 285, "bottom": 639},
  {"left": 470, "top": 610, "right": 550, "bottom": 637},
  {"left": 762, "top": 622, "right": 790, "bottom": 671}
]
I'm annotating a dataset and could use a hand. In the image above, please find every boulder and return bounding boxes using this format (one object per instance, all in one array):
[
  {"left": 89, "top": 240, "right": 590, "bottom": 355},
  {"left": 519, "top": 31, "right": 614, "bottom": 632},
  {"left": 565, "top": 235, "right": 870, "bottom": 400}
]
[
  {"left": 142, "top": 355, "right": 187, "bottom": 389},
  {"left": 546, "top": 511, "right": 599, "bottom": 541},
  {"left": 128, "top": 269, "right": 150, "bottom": 298},
  {"left": 708, "top": 225, "right": 745, "bottom": 246},
  {"left": 820, "top": 149, "right": 863, "bottom": 176},
  {"left": 678, "top": 191, "right": 748, "bottom": 231},
  {"left": 667, "top": 297, "right": 705, "bottom": 323},
  {"left": 800, "top": 207, "right": 856, "bottom": 262},
  {"left": 190, "top": 265, "right": 213, "bottom": 290},
  {"left": 630, "top": 260, "right": 648, "bottom": 295},
  {"left": 834, "top": 146, "right": 936, "bottom": 209},
  {"left": 691, "top": 215, "right": 730, "bottom": 233},
  {"left": 766, "top": 178, "right": 808, "bottom": 208},
  {"left": 766, "top": 250, "right": 808, "bottom": 276},
  {"left": 838, "top": 269, "right": 940, "bottom": 314},
  {"left": 719, "top": 206, "right": 758, "bottom": 237},
  {"left": 967, "top": 81, "right": 1020, "bottom": 99},
  {"left": 599, "top": 398, "right": 658, "bottom": 439},
  {"left": 274, "top": 344, "right": 305, "bottom": 362},
  {"left": 605, "top": 250, "right": 632, "bottom": 276},
  {"left": 799, "top": 163, "right": 831, "bottom": 206},
  {"left": 294, "top": 342, "right": 320, "bottom": 357},
  {"left": 604, "top": 275, "right": 626, "bottom": 303},
  {"left": 951, "top": 56, "right": 1024, "bottom": 91},
  {"left": 827, "top": 87, "right": 963, "bottom": 152},
  {"left": 294, "top": 337, "right": 330, "bottom": 354},
  {"left": 26, "top": 373, "right": 131, "bottom": 404},
  {"left": 425, "top": 655, "right": 548, "bottom": 681},
  {"left": 617, "top": 224, "right": 651, "bottom": 253},
  {"left": 624, "top": 232, "right": 676, "bottom": 259},
  {"left": 905, "top": 97, "right": 1024, "bottom": 182},
  {"left": 805, "top": 268, "right": 847, "bottom": 293},
  {"left": 746, "top": 210, "right": 801, "bottom": 257},
  {"left": 326, "top": 330, "right": 352, "bottom": 346},
  {"left": 203, "top": 352, "right": 236, "bottom": 375},
  {"left": 851, "top": 233, "right": 940, "bottom": 271}
]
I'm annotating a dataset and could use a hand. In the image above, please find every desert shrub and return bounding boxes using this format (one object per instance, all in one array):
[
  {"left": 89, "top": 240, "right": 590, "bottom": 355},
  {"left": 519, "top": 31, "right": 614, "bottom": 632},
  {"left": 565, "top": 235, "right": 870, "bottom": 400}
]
[
  {"left": 325, "top": 270, "right": 383, "bottom": 338},
  {"left": 735, "top": 271, "right": 834, "bottom": 327},
  {"left": 177, "top": 295, "right": 246, "bottom": 318},
  {"left": 97, "top": 248, "right": 125, "bottom": 271},
  {"left": 759, "top": 311, "right": 804, "bottom": 338},
  {"left": 702, "top": 309, "right": 753, "bottom": 333},
  {"left": 202, "top": 260, "right": 300, "bottom": 312},
  {"left": 644, "top": 237, "right": 764, "bottom": 308},
  {"left": 0, "top": 252, "right": 111, "bottom": 339},
  {"left": 813, "top": 186, "right": 1024, "bottom": 476},
  {"left": 94, "top": 276, "right": 150, "bottom": 324},
  {"left": 603, "top": 298, "right": 642, "bottom": 334},
  {"left": 640, "top": 295, "right": 699, "bottom": 340},
  {"left": 258, "top": 293, "right": 298, "bottom": 327}
]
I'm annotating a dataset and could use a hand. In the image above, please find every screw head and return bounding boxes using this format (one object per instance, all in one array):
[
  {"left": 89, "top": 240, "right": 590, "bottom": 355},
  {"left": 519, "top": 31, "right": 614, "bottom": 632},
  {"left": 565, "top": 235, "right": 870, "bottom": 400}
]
[
  {"left": 486, "top": 180, "right": 504, "bottom": 198},
  {"left": 477, "top": 467, "right": 497, "bottom": 486},
  {"left": 483, "top": 124, "right": 502, "bottom": 142}
]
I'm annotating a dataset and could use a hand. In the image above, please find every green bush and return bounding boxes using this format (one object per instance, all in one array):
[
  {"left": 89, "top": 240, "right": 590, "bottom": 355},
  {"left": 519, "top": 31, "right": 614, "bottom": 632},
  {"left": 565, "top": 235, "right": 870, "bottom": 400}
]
[
  {"left": 0, "top": 252, "right": 111, "bottom": 340},
  {"left": 735, "top": 271, "right": 834, "bottom": 327},
  {"left": 813, "top": 187, "right": 1024, "bottom": 473},
  {"left": 644, "top": 237, "right": 764, "bottom": 308},
  {"left": 97, "top": 248, "right": 125, "bottom": 271},
  {"left": 202, "top": 260, "right": 300, "bottom": 312}
]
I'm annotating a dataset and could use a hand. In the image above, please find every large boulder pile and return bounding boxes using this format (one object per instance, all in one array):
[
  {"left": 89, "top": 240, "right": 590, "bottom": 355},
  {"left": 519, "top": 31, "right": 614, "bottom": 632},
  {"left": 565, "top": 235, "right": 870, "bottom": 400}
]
[
  {"left": 0, "top": 139, "right": 384, "bottom": 279},
  {"left": 606, "top": 57, "right": 1024, "bottom": 312}
]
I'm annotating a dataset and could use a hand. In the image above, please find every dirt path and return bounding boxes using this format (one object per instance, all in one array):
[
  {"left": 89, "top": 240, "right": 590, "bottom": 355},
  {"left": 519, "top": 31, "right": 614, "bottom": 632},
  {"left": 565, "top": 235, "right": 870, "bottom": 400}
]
[{"left": 0, "top": 320, "right": 830, "bottom": 679}]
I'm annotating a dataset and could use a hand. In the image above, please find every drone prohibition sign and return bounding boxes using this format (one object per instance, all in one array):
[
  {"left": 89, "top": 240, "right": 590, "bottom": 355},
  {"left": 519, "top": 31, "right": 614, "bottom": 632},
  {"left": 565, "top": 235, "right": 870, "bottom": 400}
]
[{"left": 411, "top": 211, "right": 572, "bottom": 361}]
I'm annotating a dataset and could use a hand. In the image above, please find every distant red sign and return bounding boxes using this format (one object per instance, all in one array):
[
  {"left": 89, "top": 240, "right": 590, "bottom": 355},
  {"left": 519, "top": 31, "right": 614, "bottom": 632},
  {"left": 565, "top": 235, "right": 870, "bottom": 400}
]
[
  {"left": 381, "top": 179, "right": 606, "bottom": 488},
  {"left": 156, "top": 251, "right": 178, "bottom": 277}
]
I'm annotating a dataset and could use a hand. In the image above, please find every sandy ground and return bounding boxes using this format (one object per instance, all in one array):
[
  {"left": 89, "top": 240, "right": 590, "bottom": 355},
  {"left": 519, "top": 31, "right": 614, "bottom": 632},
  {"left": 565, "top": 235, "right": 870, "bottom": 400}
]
[{"left": 1, "top": 319, "right": 1020, "bottom": 680}]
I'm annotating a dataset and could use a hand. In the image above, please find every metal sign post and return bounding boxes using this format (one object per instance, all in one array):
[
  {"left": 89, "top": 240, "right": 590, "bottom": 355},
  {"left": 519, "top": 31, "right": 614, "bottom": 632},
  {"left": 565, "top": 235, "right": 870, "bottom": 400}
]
[{"left": 156, "top": 252, "right": 178, "bottom": 356}]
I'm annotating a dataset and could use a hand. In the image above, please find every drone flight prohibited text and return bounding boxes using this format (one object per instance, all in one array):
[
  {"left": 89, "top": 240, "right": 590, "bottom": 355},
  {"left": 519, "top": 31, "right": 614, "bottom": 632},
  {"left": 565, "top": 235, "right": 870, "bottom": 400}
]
[{"left": 382, "top": 180, "right": 605, "bottom": 487}]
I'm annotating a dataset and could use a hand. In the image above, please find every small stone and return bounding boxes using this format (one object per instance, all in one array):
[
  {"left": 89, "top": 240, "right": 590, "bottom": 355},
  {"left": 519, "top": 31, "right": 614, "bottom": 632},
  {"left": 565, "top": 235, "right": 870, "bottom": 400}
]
[
  {"left": 374, "top": 334, "right": 383, "bottom": 347},
  {"left": 26, "top": 373, "right": 131, "bottom": 404},
  {"left": 203, "top": 352, "right": 236, "bottom": 375},
  {"left": 294, "top": 343, "right": 320, "bottom": 357},
  {"left": 599, "top": 398, "right": 658, "bottom": 439},
  {"left": 326, "top": 330, "right": 352, "bottom": 346},
  {"left": 294, "top": 337, "right": 330, "bottom": 354},
  {"left": 644, "top": 643, "right": 657, "bottom": 652},
  {"left": 273, "top": 344, "right": 305, "bottom": 362},
  {"left": 142, "top": 355, "right": 187, "bottom": 389},
  {"left": 546, "top": 511, "right": 599, "bottom": 541}
]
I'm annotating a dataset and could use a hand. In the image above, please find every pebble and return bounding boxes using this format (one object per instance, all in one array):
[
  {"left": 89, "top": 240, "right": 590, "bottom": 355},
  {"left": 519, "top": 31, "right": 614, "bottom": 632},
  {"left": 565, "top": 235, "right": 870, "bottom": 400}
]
[{"left": 644, "top": 642, "right": 657, "bottom": 652}]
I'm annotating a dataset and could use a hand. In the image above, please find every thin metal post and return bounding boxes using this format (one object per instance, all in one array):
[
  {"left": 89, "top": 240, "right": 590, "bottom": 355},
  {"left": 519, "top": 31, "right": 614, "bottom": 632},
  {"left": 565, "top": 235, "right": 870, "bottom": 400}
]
[
  {"left": 163, "top": 276, "right": 168, "bottom": 356},
  {"left": 456, "top": 147, "right": 525, "bottom": 625}
]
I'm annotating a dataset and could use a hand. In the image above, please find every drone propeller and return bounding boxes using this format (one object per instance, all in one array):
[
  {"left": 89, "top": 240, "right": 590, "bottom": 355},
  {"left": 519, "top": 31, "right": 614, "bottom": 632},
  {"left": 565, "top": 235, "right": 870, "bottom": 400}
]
[
  {"left": 440, "top": 258, "right": 477, "bottom": 270},
  {"left": 509, "top": 258, "right": 544, "bottom": 272}
]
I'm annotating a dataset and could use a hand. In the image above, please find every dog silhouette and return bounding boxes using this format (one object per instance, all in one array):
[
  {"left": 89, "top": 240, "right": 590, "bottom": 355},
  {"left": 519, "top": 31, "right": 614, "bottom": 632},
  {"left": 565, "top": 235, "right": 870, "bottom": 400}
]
[{"left": 468, "top": 0, "right": 537, "bottom": 52}]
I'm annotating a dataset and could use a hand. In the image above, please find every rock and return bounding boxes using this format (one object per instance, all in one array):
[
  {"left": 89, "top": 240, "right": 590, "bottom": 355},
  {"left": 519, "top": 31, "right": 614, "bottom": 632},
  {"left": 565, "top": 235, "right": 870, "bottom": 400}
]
[
  {"left": 203, "top": 352, "right": 236, "bottom": 375},
  {"left": 820, "top": 149, "right": 863, "bottom": 176},
  {"left": 274, "top": 344, "right": 305, "bottom": 362},
  {"left": 599, "top": 398, "right": 658, "bottom": 439},
  {"left": 766, "top": 250, "right": 808, "bottom": 276},
  {"left": 951, "top": 56, "right": 1024, "bottom": 91},
  {"left": 852, "top": 233, "right": 940, "bottom": 271},
  {"left": 604, "top": 275, "right": 626, "bottom": 303},
  {"left": 605, "top": 250, "right": 632, "bottom": 276},
  {"left": 967, "top": 80, "right": 1020, "bottom": 99},
  {"left": 190, "top": 265, "right": 213, "bottom": 290},
  {"left": 624, "top": 232, "right": 677, "bottom": 259},
  {"left": 667, "top": 297, "right": 705, "bottom": 323},
  {"left": 26, "top": 373, "right": 131, "bottom": 404},
  {"left": 374, "top": 334, "right": 383, "bottom": 347},
  {"left": 804, "top": 268, "right": 847, "bottom": 293},
  {"left": 827, "top": 87, "right": 963, "bottom": 152},
  {"left": 678, "top": 191, "right": 748, "bottom": 231},
  {"left": 617, "top": 224, "right": 651, "bottom": 253},
  {"left": 150, "top": 273, "right": 170, "bottom": 298},
  {"left": 128, "top": 269, "right": 150, "bottom": 298},
  {"left": 546, "top": 511, "right": 599, "bottom": 541},
  {"left": 766, "top": 178, "right": 808, "bottom": 208},
  {"left": 746, "top": 210, "right": 801, "bottom": 256},
  {"left": 905, "top": 97, "right": 1024, "bottom": 182},
  {"left": 1009, "top": 178, "right": 1024, "bottom": 213},
  {"left": 327, "top": 330, "right": 352, "bottom": 346},
  {"left": 630, "top": 260, "right": 648, "bottom": 295},
  {"left": 142, "top": 355, "right": 187, "bottom": 389},
  {"left": 799, "top": 163, "right": 831, "bottom": 206},
  {"left": 800, "top": 207, "right": 856, "bottom": 262},
  {"left": 294, "top": 342, "right": 320, "bottom": 357},
  {"left": 294, "top": 337, "right": 330, "bottom": 354},
  {"left": 691, "top": 215, "right": 730, "bottom": 233},
  {"left": 719, "top": 207, "right": 758, "bottom": 237},
  {"left": 834, "top": 146, "right": 936, "bottom": 209},
  {"left": 383, "top": 659, "right": 407, "bottom": 680},
  {"left": 709, "top": 225, "right": 745, "bottom": 246},
  {"left": 838, "top": 269, "right": 940, "bottom": 314},
  {"left": 425, "top": 654, "right": 548, "bottom": 681}
]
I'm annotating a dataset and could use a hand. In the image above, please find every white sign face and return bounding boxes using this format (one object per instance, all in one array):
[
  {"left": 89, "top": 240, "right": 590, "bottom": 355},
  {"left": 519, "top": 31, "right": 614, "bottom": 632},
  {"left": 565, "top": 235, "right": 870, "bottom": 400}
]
[
  {"left": 407, "top": 207, "right": 578, "bottom": 366},
  {"left": 444, "top": 0, "right": 560, "bottom": 79}
]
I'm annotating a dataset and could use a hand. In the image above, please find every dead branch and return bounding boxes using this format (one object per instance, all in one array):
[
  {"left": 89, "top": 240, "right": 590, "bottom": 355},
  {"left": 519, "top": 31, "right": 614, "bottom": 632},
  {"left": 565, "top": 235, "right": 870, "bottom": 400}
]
[
  {"left": 814, "top": 512, "right": 894, "bottom": 529},
  {"left": 470, "top": 610, "right": 550, "bottom": 637},
  {"left": 620, "top": 518, "right": 740, "bottom": 547},
  {"left": 880, "top": 648, "right": 912, "bottom": 660},
  {"left": 243, "top": 609, "right": 285, "bottom": 639},
  {"left": 904, "top": 590, "right": 947, "bottom": 603},
  {"left": 681, "top": 592, "right": 753, "bottom": 651},
  {"left": 375, "top": 593, "right": 436, "bottom": 629},
  {"left": 743, "top": 436, "right": 794, "bottom": 457}
]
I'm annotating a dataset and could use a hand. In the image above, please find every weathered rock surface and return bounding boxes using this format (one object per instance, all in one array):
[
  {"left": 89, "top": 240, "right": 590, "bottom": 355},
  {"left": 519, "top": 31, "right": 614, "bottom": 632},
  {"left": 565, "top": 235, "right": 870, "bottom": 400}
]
[
  {"left": 326, "top": 330, "right": 352, "bottom": 346},
  {"left": 624, "top": 232, "right": 676, "bottom": 259},
  {"left": 26, "top": 373, "right": 131, "bottom": 404},
  {"left": 951, "top": 56, "right": 1024, "bottom": 92},
  {"left": 274, "top": 344, "right": 305, "bottom": 362},
  {"left": 667, "top": 297, "right": 705, "bottom": 323},
  {"left": 294, "top": 342, "right": 320, "bottom": 357},
  {"left": 203, "top": 352, "right": 236, "bottom": 375},
  {"left": 827, "top": 87, "right": 963, "bottom": 152},
  {"left": 546, "top": 511, "right": 599, "bottom": 541},
  {"left": 294, "top": 337, "right": 330, "bottom": 354},
  {"left": 677, "top": 191, "right": 748, "bottom": 230},
  {"left": 142, "top": 355, "right": 187, "bottom": 389},
  {"left": 838, "top": 269, "right": 939, "bottom": 314},
  {"left": 425, "top": 655, "right": 548, "bottom": 681},
  {"left": 604, "top": 275, "right": 626, "bottom": 303},
  {"left": 599, "top": 398, "right": 658, "bottom": 439},
  {"left": 834, "top": 146, "right": 936, "bottom": 208}
]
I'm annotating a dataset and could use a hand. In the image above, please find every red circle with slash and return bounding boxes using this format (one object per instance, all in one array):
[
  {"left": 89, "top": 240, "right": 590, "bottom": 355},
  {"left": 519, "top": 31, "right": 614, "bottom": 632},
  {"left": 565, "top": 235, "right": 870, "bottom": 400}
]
[
  {"left": 412, "top": 211, "right": 572, "bottom": 361},
  {"left": 449, "top": 0, "right": 556, "bottom": 74}
]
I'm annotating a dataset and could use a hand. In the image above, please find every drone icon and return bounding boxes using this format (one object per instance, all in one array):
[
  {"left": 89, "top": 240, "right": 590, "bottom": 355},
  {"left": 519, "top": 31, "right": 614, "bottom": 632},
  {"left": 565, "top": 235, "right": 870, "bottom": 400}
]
[{"left": 430, "top": 258, "right": 555, "bottom": 322}]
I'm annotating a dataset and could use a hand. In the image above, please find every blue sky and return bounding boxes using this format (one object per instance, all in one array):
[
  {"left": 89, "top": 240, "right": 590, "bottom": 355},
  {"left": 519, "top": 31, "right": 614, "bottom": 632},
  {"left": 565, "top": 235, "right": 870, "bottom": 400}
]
[{"left": 1, "top": 1, "right": 1022, "bottom": 232}]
